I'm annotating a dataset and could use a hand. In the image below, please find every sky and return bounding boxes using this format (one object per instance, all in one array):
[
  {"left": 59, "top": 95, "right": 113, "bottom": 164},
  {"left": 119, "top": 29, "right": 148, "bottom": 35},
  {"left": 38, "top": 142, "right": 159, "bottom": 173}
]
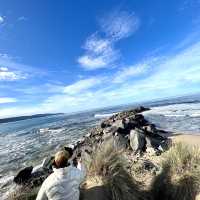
[{"left": 0, "top": 0, "right": 200, "bottom": 118}]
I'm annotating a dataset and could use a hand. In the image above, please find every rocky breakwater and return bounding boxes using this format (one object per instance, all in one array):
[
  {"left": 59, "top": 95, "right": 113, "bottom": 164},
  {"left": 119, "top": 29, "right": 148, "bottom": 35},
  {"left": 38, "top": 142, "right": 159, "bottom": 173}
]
[
  {"left": 10, "top": 106, "right": 172, "bottom": 199},
  {"left": 76, "top": 106, "right": 171, "bottom": 156}
]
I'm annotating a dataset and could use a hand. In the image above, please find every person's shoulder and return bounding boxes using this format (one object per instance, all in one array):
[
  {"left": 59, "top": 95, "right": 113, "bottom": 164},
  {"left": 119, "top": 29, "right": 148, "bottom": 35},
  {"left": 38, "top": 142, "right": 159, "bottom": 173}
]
[{"left": 42, "top": 172, "right": 56, "bottom": 187}]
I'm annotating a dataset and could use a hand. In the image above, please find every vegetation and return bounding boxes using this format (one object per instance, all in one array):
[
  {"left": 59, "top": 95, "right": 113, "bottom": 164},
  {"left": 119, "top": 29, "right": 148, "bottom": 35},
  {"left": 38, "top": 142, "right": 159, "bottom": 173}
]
[
  {"left": 82, "top": 139, "right": 149, "bottom": 200},
  {"left": 150, "top": 143, "right": 200, "bottom": 200}
]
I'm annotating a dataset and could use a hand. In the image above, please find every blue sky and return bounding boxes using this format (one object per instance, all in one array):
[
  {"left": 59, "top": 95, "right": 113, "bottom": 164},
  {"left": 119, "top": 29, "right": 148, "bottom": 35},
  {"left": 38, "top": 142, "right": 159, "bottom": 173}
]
[{"left": 0, "top": 0, "right": 200, "bottom": 117}]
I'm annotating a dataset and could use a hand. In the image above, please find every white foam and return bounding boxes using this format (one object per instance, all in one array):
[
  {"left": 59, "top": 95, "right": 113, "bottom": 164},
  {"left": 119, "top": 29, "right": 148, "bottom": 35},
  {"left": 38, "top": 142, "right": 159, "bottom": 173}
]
[
  {"left": 143, "top": 103, "right": 200, "bottom": 117},
  {"left": 94, "top": 113, "right": 117, "bottom": 118}
]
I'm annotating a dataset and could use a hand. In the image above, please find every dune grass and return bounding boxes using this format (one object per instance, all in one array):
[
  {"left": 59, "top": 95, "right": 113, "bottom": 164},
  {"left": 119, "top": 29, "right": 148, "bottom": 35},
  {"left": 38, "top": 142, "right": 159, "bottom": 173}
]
[
  {"left": 150, "top": 142, "right": 200, "bottom": 200},
  {"left": 82, "top": 139, "right": 149, "bottom": 200}
]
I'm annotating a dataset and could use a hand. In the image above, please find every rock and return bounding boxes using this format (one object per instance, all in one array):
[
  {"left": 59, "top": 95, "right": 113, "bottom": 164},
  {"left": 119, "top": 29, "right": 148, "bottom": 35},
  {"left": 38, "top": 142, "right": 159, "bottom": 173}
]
[
  {"left": 42, "top": 156, "right": 54, "bottom": 171},
  {"left": 101, "top": 120, "right": 111, "bottom": 128},
  {"left": 143, "top": 124, "right": 156, "bottom": 133},
  {"left": 111, "top": 119, "right": 124, "bottom": 129},
  {"left": 113, "top": 133, "right": 128, "bottom": 149},
  {"left": 102, "top": 131, "right": 113, "bottom": 142},
  {"left": 14, "top": 166, "right": 33, "bottom": 184},
  {"left": 146, "top": 146, "right": 157, "bottom": 156},
  {"left": 134, "top": 106, "right": 150, "bottom": 113},
  {"left": 130, "top": 129, "right": 146, "bottom": 154},
  {"left": 103, "top": 126, "right": 118, "bottom": 135},
  {"left": 143, "top": 160, "right": 157, "bottom": 171},
  {"left": 160, "top": 138, "right": 172, "bottom": 151}
]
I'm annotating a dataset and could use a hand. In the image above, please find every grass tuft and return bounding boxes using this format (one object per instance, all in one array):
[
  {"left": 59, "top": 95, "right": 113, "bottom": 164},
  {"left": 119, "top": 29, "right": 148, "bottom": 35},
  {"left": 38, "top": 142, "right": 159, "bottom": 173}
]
[{"left": 151, "top": 142, "right": 200, "bottom": 200}]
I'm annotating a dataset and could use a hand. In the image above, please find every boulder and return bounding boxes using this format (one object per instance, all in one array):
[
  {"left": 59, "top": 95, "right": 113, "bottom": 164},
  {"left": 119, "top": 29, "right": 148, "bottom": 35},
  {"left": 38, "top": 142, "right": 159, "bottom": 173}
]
[
  {"left": 130, "top": 129, "right": 146, "bottom": 154},
  {"left": 14, "top": 166, "right": 33, "bottom": 184},
  {"left": 111, "top": 119, "right": 124, "bottom": 129},
  {"left": 113, "top": 133, "right": 128, "bottom": 150}
]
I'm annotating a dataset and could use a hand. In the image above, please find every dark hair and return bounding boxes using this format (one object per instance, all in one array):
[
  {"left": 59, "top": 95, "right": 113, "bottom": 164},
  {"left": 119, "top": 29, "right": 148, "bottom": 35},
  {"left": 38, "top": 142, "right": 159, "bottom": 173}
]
[{"left": 64, "top": 147, "right": 73, "bottom": 158}]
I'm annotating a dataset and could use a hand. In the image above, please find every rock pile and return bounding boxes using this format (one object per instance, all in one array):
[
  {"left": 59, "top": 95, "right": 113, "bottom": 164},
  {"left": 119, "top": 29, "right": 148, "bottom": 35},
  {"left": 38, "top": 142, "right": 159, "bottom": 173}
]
[{"left": 13, "top": 106, "right": 171, "bottom": 190}]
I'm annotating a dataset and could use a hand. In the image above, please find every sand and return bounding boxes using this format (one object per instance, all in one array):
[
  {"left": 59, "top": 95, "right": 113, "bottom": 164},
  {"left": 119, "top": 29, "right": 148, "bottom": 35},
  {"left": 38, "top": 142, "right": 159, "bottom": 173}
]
[{"left": 170, "top": 133, "right": 200, "bottom": 146}]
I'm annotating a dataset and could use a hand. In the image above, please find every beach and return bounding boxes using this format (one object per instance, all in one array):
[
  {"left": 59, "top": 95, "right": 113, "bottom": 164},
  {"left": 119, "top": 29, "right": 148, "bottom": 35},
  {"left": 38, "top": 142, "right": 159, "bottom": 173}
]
[{"left": 171, "top": 134, "right": 200, "bottom": 146}]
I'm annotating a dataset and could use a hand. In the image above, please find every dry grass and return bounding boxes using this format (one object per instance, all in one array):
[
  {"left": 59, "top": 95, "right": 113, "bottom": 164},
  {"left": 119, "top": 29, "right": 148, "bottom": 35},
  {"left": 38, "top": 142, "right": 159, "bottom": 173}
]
[
  {"left": 82, "top": 139, "right": 149, "bottom": 200},
  {"left": 150, "top": 142, "right": 200, "bottom": 200},
  {"left": 7, "top": 186, "right": 39, "bottom": 200}
]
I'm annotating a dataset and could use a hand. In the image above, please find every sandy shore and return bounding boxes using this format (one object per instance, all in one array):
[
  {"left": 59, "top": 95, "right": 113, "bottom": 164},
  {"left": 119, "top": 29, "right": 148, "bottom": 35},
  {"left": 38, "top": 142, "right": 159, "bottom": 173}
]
[{"left": 170, "top": 133, "right": 200, "bottom": 146}]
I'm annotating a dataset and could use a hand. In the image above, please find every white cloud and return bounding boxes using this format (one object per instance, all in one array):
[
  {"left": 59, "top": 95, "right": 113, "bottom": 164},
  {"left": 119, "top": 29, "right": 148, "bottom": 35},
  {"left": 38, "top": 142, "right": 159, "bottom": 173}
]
[
  {"left": 0, "top": 66, "right": 27, "bottom": 81},
  {"left": 78, "top": 55, "right": 107, "bottom": 69},
  {"left": 0, "top": 52, "right": 44, "bottom": 79},
  {"left": 0, "top": 16, "right": 4, "bottom": 24},
  {"left": 113, "top": 63, "right": 150, "bottom": 83},
  {"left": 84, "top": 34, "right": 111, "bottom": 54},
  {"left": 100, "top": 10, "right": 140, "bottom": 40},
  {"left": 63, "top": 77, "right": 103, "bottom": 94},
  {"left": 0, "top": 97, "right": 17, "bottom": 104},
  {"left": 49, "top": 40, "right": 200, "bottom": 113},
  {"left": 78, "top": 34, "right": 118, "bottom": 70},
  {"left": 78, "top": 10, "right": 139, "bottom": 70}
]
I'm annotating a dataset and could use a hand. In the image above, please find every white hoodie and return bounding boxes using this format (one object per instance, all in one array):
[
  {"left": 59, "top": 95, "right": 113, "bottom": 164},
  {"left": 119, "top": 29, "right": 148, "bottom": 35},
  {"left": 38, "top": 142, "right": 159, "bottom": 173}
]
[{"left": 36, "top": 164, "right": 86, "bottom": 200}]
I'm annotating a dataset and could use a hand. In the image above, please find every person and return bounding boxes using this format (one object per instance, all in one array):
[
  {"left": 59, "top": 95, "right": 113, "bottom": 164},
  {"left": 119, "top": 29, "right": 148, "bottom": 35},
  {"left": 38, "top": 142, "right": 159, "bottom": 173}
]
[{"left": 36, "top": 150, "right": 86, "bottom": 200}]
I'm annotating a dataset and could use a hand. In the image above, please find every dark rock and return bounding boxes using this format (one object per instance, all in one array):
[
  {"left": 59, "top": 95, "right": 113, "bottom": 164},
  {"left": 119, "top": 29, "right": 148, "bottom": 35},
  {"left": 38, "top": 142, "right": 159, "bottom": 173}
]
[
  {"left": 101, "top": 121, "right": 111, "bottom": 128},
  {"left": 134, "top": 106, "right": 150, "bottom": 113},
  {"left": 14, "top": 166, "right": 33, "bottom": 184},
  {"left": 143, "top": 160, "right": 157, "bottom": 171}
]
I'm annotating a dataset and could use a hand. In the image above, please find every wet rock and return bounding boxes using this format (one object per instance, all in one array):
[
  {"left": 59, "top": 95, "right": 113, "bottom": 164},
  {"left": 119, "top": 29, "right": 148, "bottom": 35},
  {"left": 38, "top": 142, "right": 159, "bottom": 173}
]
[{"left": 14, "top": 166, "right": 33, "bottom": 184}]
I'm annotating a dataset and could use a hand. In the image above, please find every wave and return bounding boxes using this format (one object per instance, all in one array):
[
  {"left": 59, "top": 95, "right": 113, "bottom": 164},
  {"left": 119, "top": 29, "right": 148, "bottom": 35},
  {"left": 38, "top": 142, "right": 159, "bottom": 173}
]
[{"left": 94, "top": 113, "right": 117, "bottom": 118}]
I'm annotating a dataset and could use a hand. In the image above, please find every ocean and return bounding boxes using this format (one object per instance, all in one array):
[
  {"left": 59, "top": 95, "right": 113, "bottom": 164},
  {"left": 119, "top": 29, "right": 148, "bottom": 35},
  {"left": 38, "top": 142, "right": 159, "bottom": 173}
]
[{"left": 0, "top": 94, "right": 200, "bottom": 197}]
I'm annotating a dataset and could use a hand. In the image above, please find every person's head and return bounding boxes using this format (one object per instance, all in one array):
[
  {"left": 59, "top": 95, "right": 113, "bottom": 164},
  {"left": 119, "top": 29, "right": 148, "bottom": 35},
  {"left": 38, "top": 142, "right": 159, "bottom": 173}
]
[
  {"left": 54, "top": 150, "right": 70, "bottom": 168},
  {"left": 64, "top": 146, "right": 73, "bottom": 158}
]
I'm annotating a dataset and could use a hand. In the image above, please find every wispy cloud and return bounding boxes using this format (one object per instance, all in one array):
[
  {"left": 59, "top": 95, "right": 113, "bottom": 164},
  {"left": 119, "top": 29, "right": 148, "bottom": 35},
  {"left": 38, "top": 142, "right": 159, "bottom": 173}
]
[
  {"left": 0, "top": 67, "right": 27, "bottom": 81},
  {"left": 100, "top": 10, "right": 140, "bottom": 41},
  {"left": 0, "top": 53, "right": 44, "bottom": 79},
  {"left": 63, "top": 77, "right": 103, "bottom": 94},
  {"left": 78, "top": 34, "right": 118, "bottom": 70},
  {"left": 0, "top": 97, "right": 17, "bottom": 104},
  {"left": 78, "top": 10, "right": 140, "bottom": 70},
  {"left": 0, "top": 16, "right": 4, "bottom": 24},
  {"left": 113, "top": 63, "right": 150, "bottom": 83}
]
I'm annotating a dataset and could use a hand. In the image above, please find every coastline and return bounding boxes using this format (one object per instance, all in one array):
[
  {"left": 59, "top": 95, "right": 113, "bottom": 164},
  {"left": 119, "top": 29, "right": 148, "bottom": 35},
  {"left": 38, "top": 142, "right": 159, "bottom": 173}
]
[{"left": 3, "top": 106, "right": 200, "bottom": 200}]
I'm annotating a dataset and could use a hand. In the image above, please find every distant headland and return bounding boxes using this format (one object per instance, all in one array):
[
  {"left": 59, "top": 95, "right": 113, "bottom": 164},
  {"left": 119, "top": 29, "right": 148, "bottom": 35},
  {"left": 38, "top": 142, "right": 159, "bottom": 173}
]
[{"left": 0, "top": 113, "right": 64, "bottom": 124}]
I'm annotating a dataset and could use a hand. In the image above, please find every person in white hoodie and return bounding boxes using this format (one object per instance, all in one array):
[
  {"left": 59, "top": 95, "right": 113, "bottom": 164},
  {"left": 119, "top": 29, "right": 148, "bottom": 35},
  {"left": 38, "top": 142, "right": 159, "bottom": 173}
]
[{"left": 36, "top": 150, "right": 86, "bottom": 200}]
